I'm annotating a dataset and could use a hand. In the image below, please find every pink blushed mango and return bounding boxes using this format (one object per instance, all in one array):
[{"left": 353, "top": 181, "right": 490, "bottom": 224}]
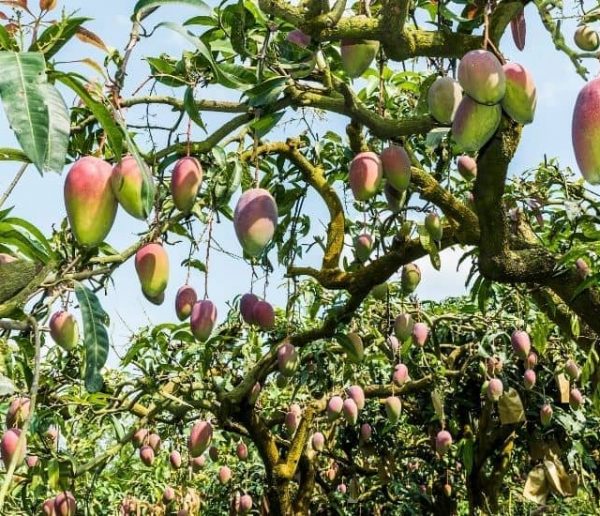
[
  {"left": 64, "top": 156, "right": 117, "bottom": 246},
  {"left": 252, "top": 300, "right": 275, "bottom": 330},
  {"left": 135, "top": 243, "right": 169, "bottom": 299},
  {"left": 427, "top": 76, "right": 463, "bottom": 125},
  {"left": 54, "top": 491, "right": 76, "bottom": 516},
  {"left": 190, "top": 300, "right": 217, "bottom": 341},
  {"left": 327, "top": 396, "right": 344, "bottom": 421},
  {"left": 189, "top": 421, "right": 212, "bottom": 457},
  {"left": 502, "top": 63, "right": 537, "bottom": 124},
  {"left": 354, "top": 233, "right": 373, "bottom": 263},
  {"left": 572, "top": 77, "right": 600, "bottom": 184},
  {"left": 380, "top": 145, "right": 411, "bottom": 192},
  {"left": 49, "top": 311, "right": 79, "bottom": 351},
  {"left": 287, "top": 29, "right": 311, "bottom": 48},
  {"left": 346, "top": 385, "right": 365, "bottom": 411},
  {"left": 452, "top": 96, "right": 501, "bottom": 152},
  {"left": 349, "top": 151, "right": 382, "bottom": 201},
  {"left": 385, "top": 396, "right": 402, "bottom": 423},
  {"left": 234, "top": 188, "right": 278, "bottom": 257},
  {"left": 435, "top": 430, "right": 452, "bottom": 455},
  {"left": 458, "top": 50, "right": 506, "bottom": 105},
  {"left": 277, "top": 342, "right": 298, "bottom": 377},
  {"left": 1, "top": 428, "right": 26, "bottom": 468},
  {"left": 111, "top": 155, "right": 150, "bottom": 220},
  {"left": 139, "top": 445, "right": 154, "bottom": 466},
  {"left": 6, "top": 397, "right": 30, "bottom": 429},
  {"left": 457, "top": 155, "right": 477, "bottom": 180},
  {"left": 240, "top": 293, "right": 259, "bottom": 324},
  {"left": 171, "top": 157, "right": 202, "bottom": 213},
  {"left": 175, "top": 285, "right": 197, "bottom": 321}
]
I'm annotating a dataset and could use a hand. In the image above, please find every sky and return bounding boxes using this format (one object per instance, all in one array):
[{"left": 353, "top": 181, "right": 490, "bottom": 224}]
[{"left": 0, "top": 1, "right": 596, "bottom": 363}]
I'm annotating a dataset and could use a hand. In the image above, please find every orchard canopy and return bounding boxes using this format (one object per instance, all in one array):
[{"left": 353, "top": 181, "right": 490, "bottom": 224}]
[{"left": 2, "top": 0, "right": 600, "bottom": 514}]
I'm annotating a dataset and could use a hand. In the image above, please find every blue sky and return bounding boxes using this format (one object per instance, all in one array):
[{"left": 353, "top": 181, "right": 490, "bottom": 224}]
[{"left": 0, "top": 1, "right": 595, "bottom": 361}]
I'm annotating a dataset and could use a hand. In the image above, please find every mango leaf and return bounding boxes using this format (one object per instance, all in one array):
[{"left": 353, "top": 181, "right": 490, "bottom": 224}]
[
  {"left": 0, "top": 52, "right": 48, "bottom": 173},
  {"left": 133, "top": 0, "right": 209, "bottom": 21},
  {"left": 48, "top": 458, "right": 60, "bottom": 491},
  {"left": 183, "top": 86, "right": 206, "bottom": 131},
  {"left": 250, "top": 111, "right": 284, "bottom": 138},
  {"left": 511, "top": 8, "right": 526, "bottom": 51},
  {"left": 0, "top": 25, "right": 18, "bottom": 51},
  {"left": 30, "top": 17, "right": 90, "bottom": 59},
  {"left": 498, "top": 388, "right": 525, "bottom": 425},
  {"left": 55, "top": 72, "right": 122, "bottom": 159},
  {"left": 245, "top": 76, "right": 287, "bottom": 107},
  {"left": 431, "top": 390, "right": 444, "bottom": 421},
  {"left": 74, "top": 26, "right": 109, "bottom": 52},
  {"left": 4, "top": 216, "right": 54, "bottom": 258},
  {"left": 75, "top": 282, "right": 109, "bottom": 393},
  {"left": 40, "top": 83, "right": 70, "bottom": 173}
]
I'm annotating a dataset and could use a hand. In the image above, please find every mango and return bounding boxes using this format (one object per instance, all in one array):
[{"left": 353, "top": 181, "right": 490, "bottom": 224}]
[
  {"left": 163, "top": 487, "right": 176, "bottom": 504},
  {"left": 574, "top": 25, "right": 599, "bottom": 51},
  {"left": 327, "top": 396, "right": 343, "bottom": 421},
  {"left": 218, "top": 465, "right": 232, "bottom": 484},
  {"left": 311, "top": 432, "right": 325, "bottom": 452},
  {"left": 452, "top": 96, "right": 501, "bottom": 152},
  {"left": 565, "top": 359, "right": 580, "bottom": 380},
  {"left": 111, "top": 155, "right": 151, "bottom": 219},
  {"left": 457, "top": 155, "right": 477, "bottom": 180},
  {"left": 393, "top": 363, "right": 409, "bottom": 386},
  {"left": 370, "top": 283, "right": 388, "bottom": 300},
  {"left": 239, "top": 494, "right": 253, "bottom": 514},
  {"left": 424, "top": 212, "right": 443, "bottom": 241},
  {"left": 380, "top": 145, "right": 411, "bottom": 192},
  {"left": 511, "top": 330, "right": 531, "bottom": 358},
  {"left": 189, "top": 421, "right": 212, "bottom": 457},
  {"left": 139, "top": 445, "right": 155, "bottom": 466},
  {"left": 502, "top": 63, "right": 536, "bottom": 124},
  {"left": 487, "top": 378, "right": 503, "bottom": 401},
  {"left": 435, "top": 430, "right": 452, "bottom": 455},
  {"left": 191, "top": 455, "right": 206, "bottom": 472},
  {"left": 412, "top": 322, "right": 429, "bottom": 346},
  {"left": 1, "top": 428, "right": 25, "bottom": 468},
  {"left": 240, "top": 293, "right": 259, "bottom": 324},
  {"left": 354, "top": 234, "right": 373, "bottom": 263},
  {"left": 148, "top": 433, "right": 161, "bottom": 452},
  {"left": 345, "top": 332, "right": 364, "bottom": 362},
  {"left": 457, "top": 50, "right": 506, "bottom": 105},
  {"left": 5, "top": 397, "right": 30, "bottom": 428},
  {"left": 252, "top": 300, "right": 275, "bottom": 330},
  {"left": 54, "top": 491, "right": 76, "bottom": 516},
  {"left": 175, "top": 285, "right": 197, "bottom": 321},
  {"left": 190, "top": 300, "right": 217, "bottom": 341},
  {"left": 288, "top": 29, "right": 311, "bottom": 48},
  {"left": 236, "top": 441, "right": 248, "bottom": 461},
  {"left": 349, "top": 151, "right": 382, "bottom": 201},
  {"left": 0, "top": 253, "right": 16, "bottom": 264},
  {"left": 234, "top": 188, "right": 278, "bottom": 257},
  {"left": 25, "top": 455, "right": 39, "bottom": 468},
  {"left": 387, "top": 335, "right": 399, "bottom": 354},
  {"left": 64, "top": 157, "right": 117, "bottom": 246},
  {"left": 337, "top": 484, "right": 347, "bottom": 494},
  {"left": 576, "top": 258, "right": 590, "bottom": 279},
  {"left": 540, "top": 404, "right": 553, "bottom": 426},
  {"left": 526, "top": 352, "right": 538, "bottom": 369},
  {"left": 171, "top": 157, "right": 202, "bottom": 213},
  {"left": 346, "top": 385, "right": 365, "bottom": 410},
  {"left": 132, "top": 428, "right": 148, "bottom": 448},
  {"left": 572, "top": 77, "right": 600, "bottom": 183},
  {"left": 284, "top": 410, "right": 299, "bottom": 435},
  {"left": 342, "top": 399, "right": 358, "bottom": 425},
  {"left": 394, "top": 313, "right": 414, "bottom": 341},
  {"left": 385, "top": 396, "right": 401, "bottom": 423},
  {"left": 427, "top": 76, "right": 463, "bottom": 125},
  {"left": 360, "top": 423, "right": 372, "bottom": 443},
  {"left": 144, "top": 291, "right": 164, "bottom": 306},
  {"left": 49, "top": 311, "right": 78, "bottom": 351},
  {"left": 135, "top": 243, "right": 169, "bottom": 299},
  {"left": 569, "top": 388, "right": 583, "bottom": 410},
  {"left": 340, "top": 39, "right": 379, "bottom": 78},
  {"left": 401, "top": 263, "right": 421, "bottom": 294},
  {"left": 42, "top": 498, "right": 55, "bottom": 515},
  {"left": 170, "top": 450, "right": 182, "bottom": 469},
  {"left": 277, "top": 342, "right": 298, "bottom": 377},
  {"left": 523, "top": 369, "right": 536, "bottom": 389}
]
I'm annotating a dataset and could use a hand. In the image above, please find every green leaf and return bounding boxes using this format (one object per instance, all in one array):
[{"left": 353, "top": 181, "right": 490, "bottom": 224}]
[
  {"left": 30, "top": 17, "right": 90, "bottom": 59},
  {"left": 55, "top": 73, "right": 122, "bottom": 159},
  {"left": 4, "top": 217, "right": 54, "bottom": 258},
  {"left": 0, "top": 52, "right": 49, "bottom": 173},
  {"left": 133, "top": 0, "right": 209, "bottom": 21},
  {"left": 48, "top": 459, "right": 60, "bottom": 490},
  {"left": 250, "top": 111, "right": 284, "bottom": 138},
  {"left": 40, "top": 83, "right": 70, "bottom": 173},
  {"left": 74, "top": 282, "right": 110, "bottom": 393},
  {"left": 245, "top": 76, "right": 287, "bottom": 107},
  {"left": 184, "top": 86, "right": 206, "bottom": 131},
  {"left": 0, "top": 25, "right": 18, "bottom": 51}
]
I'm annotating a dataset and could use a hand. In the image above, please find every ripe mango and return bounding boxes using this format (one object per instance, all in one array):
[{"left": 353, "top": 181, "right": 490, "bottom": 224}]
[
  {"left": 190, "top": 300, "right": 217, "bottom": 341},
  {"left": 427, "top": 76, "right": 463, "bottom": 125},
  {"left": 349, "top": 151, "right": 382, "bottom": 201},
  {"left": 341, "top": 39, "right": 379, "bottom": 78},
  {"left": 175, "top": 285, "right": 197, "bottom": 321},
  {"left": 502, "top": 63, "right": 537, "bottom": 124},
  {"left": 572, "top": 77, "right": 600, "bottom": 183},
  {"left": 171, "top": 157, "right": 202, "bottom": 213},
  {"left": 452, "top": 96, "right": 501, "bottom": 152},
  {"left": 380, "top": 145, "right": 411, "bottom": 192},
  {"left": 234, "top": 189, "right": 278, "bottom": 257},
  {"left": 49, "top": 311, "right": 78, "bottom": 351},
  {"left": 458, "top": 50, "right": 506, "bottom": 105},
  {"left": 111, "top": 155, "right": 151, "bottom": 219},
  {"left": 135, "top": 243, "right": 169, "bottom": 299}
]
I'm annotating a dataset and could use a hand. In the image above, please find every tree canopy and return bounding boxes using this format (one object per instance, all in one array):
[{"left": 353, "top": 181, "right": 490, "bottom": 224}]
[{"left": 0, "top": 0, "right": 600, "bottom": 515}]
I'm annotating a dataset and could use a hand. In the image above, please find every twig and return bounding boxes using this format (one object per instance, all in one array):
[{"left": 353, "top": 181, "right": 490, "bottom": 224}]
[{"left": 0, "top": 163, "right": 28, "bottom": 209}]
